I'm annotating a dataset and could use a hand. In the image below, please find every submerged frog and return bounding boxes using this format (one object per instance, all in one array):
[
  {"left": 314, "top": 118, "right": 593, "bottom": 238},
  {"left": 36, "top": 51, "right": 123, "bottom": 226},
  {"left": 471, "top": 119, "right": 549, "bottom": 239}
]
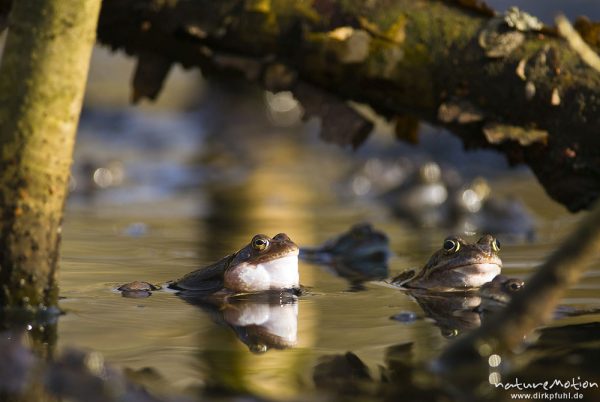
[
  {"left": 117, "top": 281, "right": 161, "bottom": 298},
  {"left": 168, "top": 233, "right": 300, "bottom": 294},
  {"left": 299, "top": 223, "right": 390, "bottom": 264},
  {"left": 392, "top": 235, "right": 502, "bottom": 291},
  {"left": 479, "top": 276, "right": 600, "bottom": 319},
  {"left": 478, "top": 274, "right": 525, "bottom": 311}
]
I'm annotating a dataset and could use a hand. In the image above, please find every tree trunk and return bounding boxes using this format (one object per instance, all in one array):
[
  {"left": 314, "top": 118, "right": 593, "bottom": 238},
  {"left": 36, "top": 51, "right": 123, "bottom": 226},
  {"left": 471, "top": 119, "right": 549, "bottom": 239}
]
[{"left": 0, "top": 0, "right": 101, "bottom": 310}]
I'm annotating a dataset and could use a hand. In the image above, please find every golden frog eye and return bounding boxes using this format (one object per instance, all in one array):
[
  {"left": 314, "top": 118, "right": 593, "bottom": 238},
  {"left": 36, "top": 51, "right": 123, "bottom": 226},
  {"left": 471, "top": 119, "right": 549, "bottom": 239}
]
[
  {"left": 249, "top": 343, "right": 268, "bottom": 354},
  {"left": 491, "top": 238, "right": 501, "bottom": 253},
  {"left": 252, "top": 236, "right": 269, "bottom": 251},
  {"left": 443, "top": 239, "right": 460, "bottom": 253},
  {"left": 506, "top": 279, "right": 523, "bottom": 292}
]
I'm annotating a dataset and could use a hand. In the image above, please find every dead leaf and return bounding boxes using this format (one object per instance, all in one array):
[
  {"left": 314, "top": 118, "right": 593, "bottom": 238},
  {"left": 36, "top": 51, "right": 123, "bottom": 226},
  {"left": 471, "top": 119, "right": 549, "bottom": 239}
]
[
  {"left": 483, "top": 123, "right": 548, "bottom": 146},
  {"left": 438, "top": 100, "right": 484, "bottom": 124},
  {"left": 131, "top": 52, "right": 172, "bottom": 104},
  {"left": 394, "top": 115, "right": 420, "bottom": 144},
  {"left": 326, "top": 27, "right": 371, "bottom": 63},
  {"left": 294, "top": 82, "right": 373, "bottom": 148}
]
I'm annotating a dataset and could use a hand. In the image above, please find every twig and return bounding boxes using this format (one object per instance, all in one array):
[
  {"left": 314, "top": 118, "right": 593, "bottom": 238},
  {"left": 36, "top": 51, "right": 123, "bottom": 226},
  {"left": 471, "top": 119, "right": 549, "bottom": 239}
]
[{"left": 556, "top": 14, "right": 600, "bottom": 73}]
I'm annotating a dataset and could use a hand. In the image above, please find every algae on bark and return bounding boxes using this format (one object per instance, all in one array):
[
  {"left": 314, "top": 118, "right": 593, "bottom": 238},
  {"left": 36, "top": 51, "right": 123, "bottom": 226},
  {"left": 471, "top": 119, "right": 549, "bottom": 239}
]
[{"left": 0, "top": 0, "right": 101, "bottom": 310}]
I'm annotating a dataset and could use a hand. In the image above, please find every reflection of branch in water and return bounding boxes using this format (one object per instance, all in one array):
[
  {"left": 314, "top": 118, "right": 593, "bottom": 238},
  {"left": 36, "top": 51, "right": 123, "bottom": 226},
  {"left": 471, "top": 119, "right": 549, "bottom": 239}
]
[{"left": 439, "top": 199, "right": 600, "bottom": 366}]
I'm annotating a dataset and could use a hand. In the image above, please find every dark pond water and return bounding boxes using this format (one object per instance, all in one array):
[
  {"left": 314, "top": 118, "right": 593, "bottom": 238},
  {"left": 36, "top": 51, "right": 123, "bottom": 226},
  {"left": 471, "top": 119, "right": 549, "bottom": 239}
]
[{"left": 46, "top": 1, "right": 600, "bottom": 400}]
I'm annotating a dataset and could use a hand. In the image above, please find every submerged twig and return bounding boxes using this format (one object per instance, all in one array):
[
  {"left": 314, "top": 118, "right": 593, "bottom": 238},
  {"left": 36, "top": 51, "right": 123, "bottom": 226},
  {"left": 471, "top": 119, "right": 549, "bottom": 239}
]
[{"left": 438, "top": 199, "right": 600, "bottom": 364}]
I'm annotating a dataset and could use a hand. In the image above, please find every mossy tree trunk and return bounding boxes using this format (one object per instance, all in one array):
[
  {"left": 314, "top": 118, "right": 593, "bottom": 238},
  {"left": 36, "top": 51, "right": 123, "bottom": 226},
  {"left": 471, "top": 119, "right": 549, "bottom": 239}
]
[{"left": 0, "top": 0, "right": 101, "bottom": 310}]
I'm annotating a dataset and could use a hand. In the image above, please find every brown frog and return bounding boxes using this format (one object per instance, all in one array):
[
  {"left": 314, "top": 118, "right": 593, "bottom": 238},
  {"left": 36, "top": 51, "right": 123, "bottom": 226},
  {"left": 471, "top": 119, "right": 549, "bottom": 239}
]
[
  {"left": 117, "top": 281, "right": 161, "bottom": 298},
  {"left": 478, "top": 274, "right": 524, "bottom": 311},
  {"left": 392, "top": 234, "right": 502, "bottom": 291},
  {"left": 169, "top": 233, "right": 300, "bottom": 294},
  {"left": 478, "top": 276, "right": 600, "bottom": 319}
]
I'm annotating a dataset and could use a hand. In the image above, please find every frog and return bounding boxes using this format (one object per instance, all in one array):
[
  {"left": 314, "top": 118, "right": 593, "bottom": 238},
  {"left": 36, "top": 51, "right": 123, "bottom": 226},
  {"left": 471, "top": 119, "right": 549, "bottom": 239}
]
[
  {"left": 391, "top": 234, "right": 502, "bottom": 291},
  {"left": 117, "top": 281, "right": 161, "bottom": 298},
  {"left": 168, "top": 233, "right": 300, "bottom": 295},
  {"left": 478, "top": 275, "right": 600, "bottom": 319},
  {"left": 299, "top": 223, "right": 390, "bottom": 265},
  {"left": 478, "top": 274, "right": 525, "bottom": 311}
]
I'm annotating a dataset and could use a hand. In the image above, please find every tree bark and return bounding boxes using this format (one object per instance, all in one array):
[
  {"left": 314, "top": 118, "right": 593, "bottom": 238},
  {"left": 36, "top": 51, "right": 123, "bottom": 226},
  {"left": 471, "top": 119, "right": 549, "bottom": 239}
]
[
  {"left": 0, "top": 0, "right": 101, "bottom": 310},
  {"left": 85, "top": 0, "right": 600, "bottom": 212}
]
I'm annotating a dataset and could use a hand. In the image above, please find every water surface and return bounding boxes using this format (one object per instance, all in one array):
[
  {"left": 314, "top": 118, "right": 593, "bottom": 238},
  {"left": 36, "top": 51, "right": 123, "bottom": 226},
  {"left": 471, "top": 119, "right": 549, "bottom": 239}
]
[{"left": 56, "top": 106, "right": 600, "bottom": 400}]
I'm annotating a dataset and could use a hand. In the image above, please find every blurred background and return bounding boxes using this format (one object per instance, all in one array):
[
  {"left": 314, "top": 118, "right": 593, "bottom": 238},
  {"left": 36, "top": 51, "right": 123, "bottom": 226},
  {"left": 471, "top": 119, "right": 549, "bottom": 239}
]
[{"left": 2, "top": 0, "right": 597, "bottom": 400}]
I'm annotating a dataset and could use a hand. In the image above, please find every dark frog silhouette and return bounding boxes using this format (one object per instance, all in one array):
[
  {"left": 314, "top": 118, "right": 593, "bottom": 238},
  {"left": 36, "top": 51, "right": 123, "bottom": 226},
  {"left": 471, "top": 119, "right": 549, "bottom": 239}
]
[
  {"left": 300, "top": 223, "right": 390, "bottom": 291},
  {"left": 299, "top": 223, "right": 390, "bottom": 264},
  {"left": 391, "top": 234, "right": 502, "bottom": 291}
]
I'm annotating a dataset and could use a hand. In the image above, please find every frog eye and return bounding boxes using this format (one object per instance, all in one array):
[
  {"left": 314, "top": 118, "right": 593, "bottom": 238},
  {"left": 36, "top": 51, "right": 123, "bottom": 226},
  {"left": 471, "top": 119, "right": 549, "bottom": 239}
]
[
  {"left": 443, "top": 239, "right": 460, "bottom": 253},
  {"left": 506, "top": 280, "right": 523, "bottom": 292},
  {"left": 249, "top": 343, "right": 268, "bottom": 354},
  {"left": 491, "top": 238, "right": 501, "bottom": 253},
  {"left": 442, "top": 328, "right": 459, "bottom": 338},
  {"left": 252, "top": 236, "right": 269, "bottom": 251}
]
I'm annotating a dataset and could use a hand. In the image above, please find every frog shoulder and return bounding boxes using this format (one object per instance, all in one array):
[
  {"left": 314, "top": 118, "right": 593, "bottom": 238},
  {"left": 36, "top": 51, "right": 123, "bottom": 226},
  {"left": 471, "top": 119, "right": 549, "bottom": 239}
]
[{"left": 390, "top": 269, "right": 416, "bottom": 286}]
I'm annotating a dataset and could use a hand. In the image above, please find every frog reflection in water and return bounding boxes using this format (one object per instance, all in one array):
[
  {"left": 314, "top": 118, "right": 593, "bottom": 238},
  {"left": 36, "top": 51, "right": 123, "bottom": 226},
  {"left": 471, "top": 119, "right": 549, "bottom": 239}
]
[
  {"left": 300, "top": 223, "right": 390, "bottom": 264},
  {"left": 396, "top": 275, "right": 522, "bottom": 337},
  {"left": 169, "top": 233, "right": 300, "bottom": 295},
  {"left": 392, "top": 234, "right": 502, "bottom": 291},
  {"left": 180, "top": 292, "right": 299, "bottom": 353}
]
